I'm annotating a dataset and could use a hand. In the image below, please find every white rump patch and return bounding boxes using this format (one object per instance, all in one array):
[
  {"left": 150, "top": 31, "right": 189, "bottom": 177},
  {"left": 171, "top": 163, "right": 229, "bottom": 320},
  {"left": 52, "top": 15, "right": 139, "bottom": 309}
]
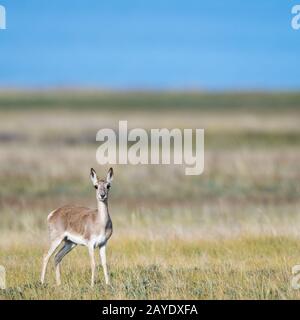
[{"left": 47, "top": 209, "right": 56, "bottom": 221}]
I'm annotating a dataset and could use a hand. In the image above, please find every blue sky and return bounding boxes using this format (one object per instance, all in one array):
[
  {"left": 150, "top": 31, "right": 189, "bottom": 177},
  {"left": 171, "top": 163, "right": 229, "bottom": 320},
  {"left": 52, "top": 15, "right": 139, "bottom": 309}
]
[{"left": 0, "top": 0, "right": 299, "bottom": 89}]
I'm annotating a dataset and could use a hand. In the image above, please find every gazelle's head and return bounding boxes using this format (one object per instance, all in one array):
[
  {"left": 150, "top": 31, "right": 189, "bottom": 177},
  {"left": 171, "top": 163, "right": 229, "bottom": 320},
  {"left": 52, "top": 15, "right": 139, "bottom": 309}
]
[{"left": 90, "top": 168, "right": 114, "bottom": 202}]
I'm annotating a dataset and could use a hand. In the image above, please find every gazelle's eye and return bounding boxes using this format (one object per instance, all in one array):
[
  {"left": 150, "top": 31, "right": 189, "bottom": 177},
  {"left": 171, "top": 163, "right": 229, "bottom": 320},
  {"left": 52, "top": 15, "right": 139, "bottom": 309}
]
[
  {"left": 107, "top": 184, "right": 111, "bottom": 189},
  {"left": 94, "top": 185, "right": 98, "bottom": 189}
]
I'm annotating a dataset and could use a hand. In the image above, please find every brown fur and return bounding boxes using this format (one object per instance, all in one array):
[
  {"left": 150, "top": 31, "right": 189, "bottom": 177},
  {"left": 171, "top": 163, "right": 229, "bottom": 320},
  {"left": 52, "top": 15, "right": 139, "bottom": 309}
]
[{"left": 48, "top": 205, "right": 113, "bottom": 242}]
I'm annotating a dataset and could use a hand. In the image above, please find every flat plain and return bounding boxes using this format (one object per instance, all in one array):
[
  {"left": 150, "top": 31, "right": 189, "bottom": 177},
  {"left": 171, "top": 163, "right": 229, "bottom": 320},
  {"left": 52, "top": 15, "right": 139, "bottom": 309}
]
[{"left": 0, "top": 91, "right": 299, "bottom": 299}]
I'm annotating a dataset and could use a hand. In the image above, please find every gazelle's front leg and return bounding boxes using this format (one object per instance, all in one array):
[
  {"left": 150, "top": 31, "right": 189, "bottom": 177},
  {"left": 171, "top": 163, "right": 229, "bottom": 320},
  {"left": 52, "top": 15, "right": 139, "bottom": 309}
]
[
  {"left": 88, "top": 245, "right": 96, "bottom": 287},
  {"left": 99, "top": 245, "right": 110, "bottom": 285}
]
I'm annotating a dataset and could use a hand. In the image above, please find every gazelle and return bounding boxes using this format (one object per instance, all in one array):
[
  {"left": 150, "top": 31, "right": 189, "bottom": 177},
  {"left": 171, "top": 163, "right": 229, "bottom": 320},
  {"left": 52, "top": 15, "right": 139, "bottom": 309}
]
[{"left": 41, "top": 167, "right": 114, "bottom": 287}]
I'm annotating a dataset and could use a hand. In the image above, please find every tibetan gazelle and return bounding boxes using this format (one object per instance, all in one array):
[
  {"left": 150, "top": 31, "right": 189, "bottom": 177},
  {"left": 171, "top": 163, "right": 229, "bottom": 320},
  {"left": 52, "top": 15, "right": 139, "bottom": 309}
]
[{"left": 41, "top": 168, "right": 114, "bottom": 287}]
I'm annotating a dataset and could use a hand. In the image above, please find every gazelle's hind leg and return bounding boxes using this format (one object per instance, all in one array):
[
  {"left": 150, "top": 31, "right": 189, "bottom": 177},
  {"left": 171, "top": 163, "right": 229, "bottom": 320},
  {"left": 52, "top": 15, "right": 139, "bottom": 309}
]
[
  {"left": 54, "top": 240, "right": 76, "bottom": 286},
  {"left": 41, "top": 237, "right": 63, "bottom": 284}
]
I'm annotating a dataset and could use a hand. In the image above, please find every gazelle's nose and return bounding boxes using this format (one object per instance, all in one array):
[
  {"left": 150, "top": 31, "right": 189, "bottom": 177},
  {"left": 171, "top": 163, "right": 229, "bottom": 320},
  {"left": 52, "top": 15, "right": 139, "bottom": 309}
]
[{"left": 100, "top": 194, "right": 106, "bottom": 199}]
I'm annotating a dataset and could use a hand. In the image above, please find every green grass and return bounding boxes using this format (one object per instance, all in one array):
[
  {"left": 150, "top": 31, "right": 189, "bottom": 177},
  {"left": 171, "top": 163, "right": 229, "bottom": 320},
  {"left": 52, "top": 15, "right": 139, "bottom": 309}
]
[{"left": 0, "top": 90, "right": 300, "bottom": 111}]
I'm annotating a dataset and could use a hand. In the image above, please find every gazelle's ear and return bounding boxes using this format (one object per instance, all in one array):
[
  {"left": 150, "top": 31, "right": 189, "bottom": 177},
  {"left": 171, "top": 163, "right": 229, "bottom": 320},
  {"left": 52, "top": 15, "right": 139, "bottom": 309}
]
[
  {"left": 90, "top": 168, "right": 98, "bottom": 188},
  {"left": 106, "top": 167, "right": 114, "bottom": 183}
]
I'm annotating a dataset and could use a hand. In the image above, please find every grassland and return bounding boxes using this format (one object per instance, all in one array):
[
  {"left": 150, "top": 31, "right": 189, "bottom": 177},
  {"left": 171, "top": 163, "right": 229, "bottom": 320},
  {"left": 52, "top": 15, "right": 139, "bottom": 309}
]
[{"left": 0, "top": 91, "right": 299, "bottom": 299}]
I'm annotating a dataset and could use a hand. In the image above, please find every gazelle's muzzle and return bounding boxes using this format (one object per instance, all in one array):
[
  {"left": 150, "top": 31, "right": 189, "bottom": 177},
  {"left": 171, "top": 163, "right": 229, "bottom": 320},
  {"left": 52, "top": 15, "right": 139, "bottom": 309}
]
[{"left": 99, "top": 193, "right": 107, "bottom": 201}]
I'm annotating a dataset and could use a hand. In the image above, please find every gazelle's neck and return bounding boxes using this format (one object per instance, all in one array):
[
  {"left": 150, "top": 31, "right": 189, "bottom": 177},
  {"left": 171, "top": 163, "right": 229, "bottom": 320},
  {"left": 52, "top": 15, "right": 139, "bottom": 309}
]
[{"left": 97, "top": 199, "right": 109, "bottom": 218}]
